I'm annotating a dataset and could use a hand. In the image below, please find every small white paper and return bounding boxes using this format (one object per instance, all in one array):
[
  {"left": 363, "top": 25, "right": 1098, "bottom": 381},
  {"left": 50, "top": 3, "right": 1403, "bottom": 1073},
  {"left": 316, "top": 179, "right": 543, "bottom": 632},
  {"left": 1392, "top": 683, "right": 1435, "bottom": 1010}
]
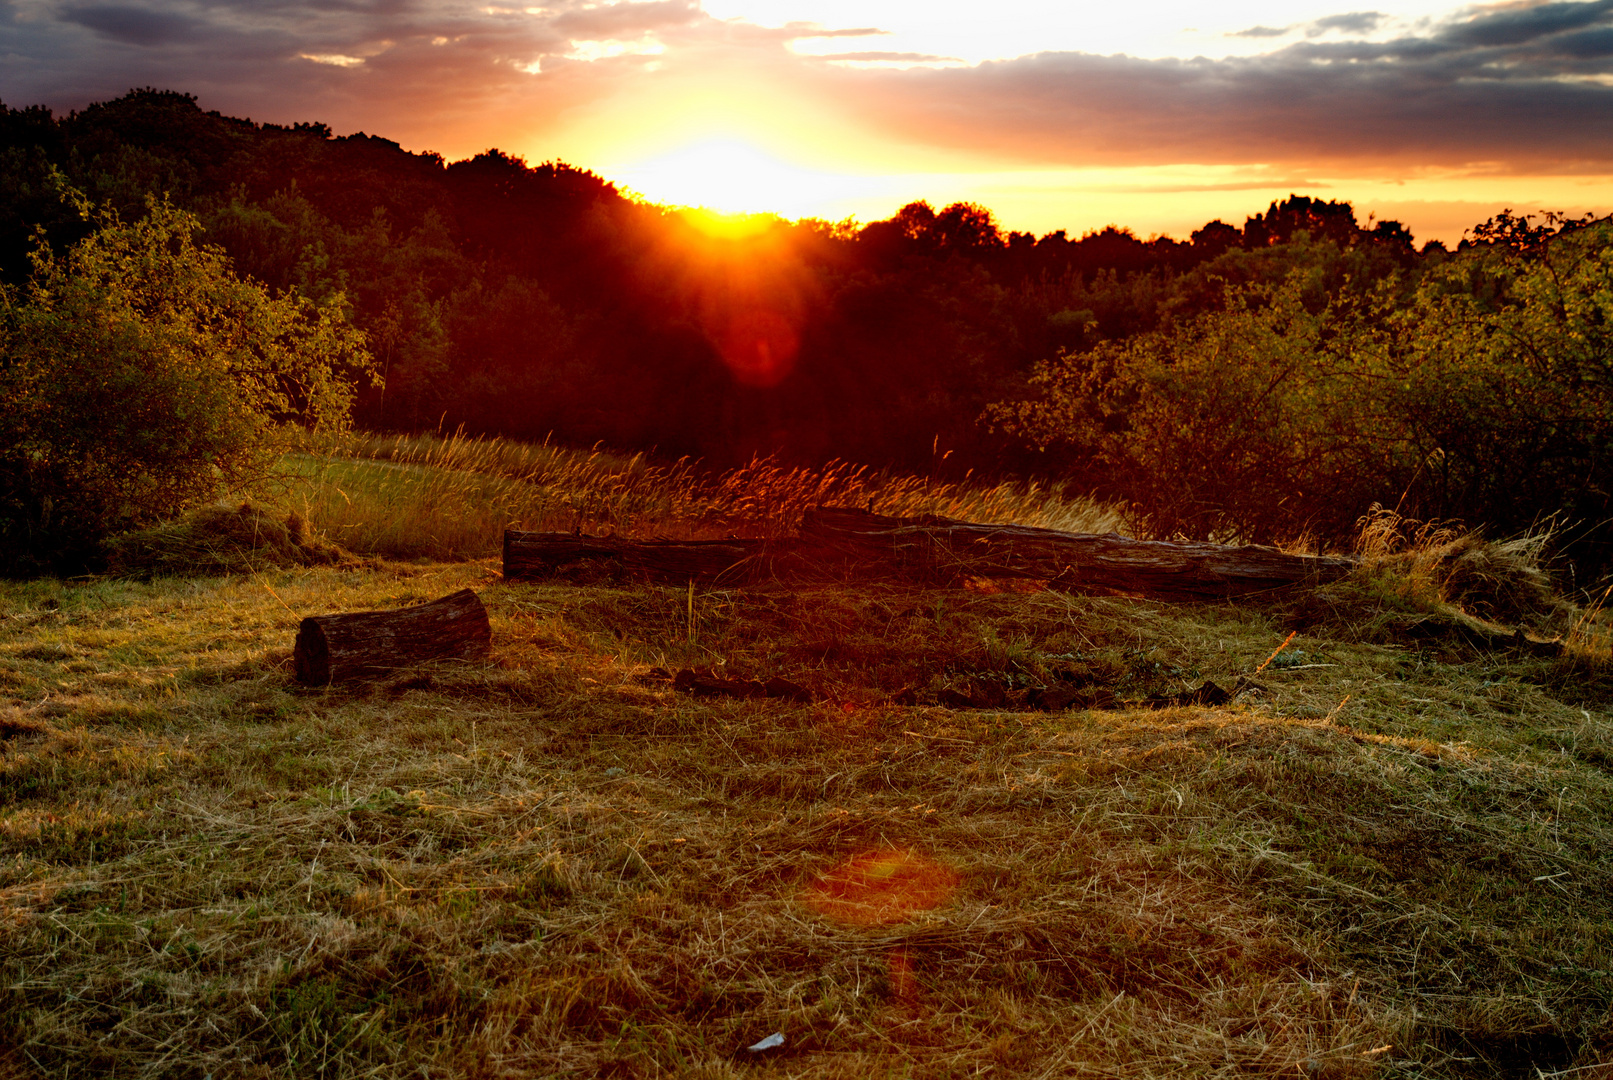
[{"left": 745, "top": 1032, "right": 785, "bottom": 1052}]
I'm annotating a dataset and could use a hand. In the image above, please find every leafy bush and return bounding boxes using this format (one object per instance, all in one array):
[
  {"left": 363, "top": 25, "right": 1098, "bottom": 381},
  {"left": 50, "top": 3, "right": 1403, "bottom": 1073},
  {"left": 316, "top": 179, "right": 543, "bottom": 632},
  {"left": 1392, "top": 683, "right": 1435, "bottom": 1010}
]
[
  {"left": 992, "top": 215, "right": 1613, "bottom": 567},
  {"left": 0, "top": 186, "right": 372, "bottom": 574}
]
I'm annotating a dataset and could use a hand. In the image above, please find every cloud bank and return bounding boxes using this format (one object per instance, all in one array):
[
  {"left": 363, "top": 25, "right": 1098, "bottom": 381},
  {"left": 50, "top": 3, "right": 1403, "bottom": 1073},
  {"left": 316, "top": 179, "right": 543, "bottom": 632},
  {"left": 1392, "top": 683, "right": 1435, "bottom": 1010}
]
[{"left": 2, "top": 0, "right": 1611, "bottom": 173}]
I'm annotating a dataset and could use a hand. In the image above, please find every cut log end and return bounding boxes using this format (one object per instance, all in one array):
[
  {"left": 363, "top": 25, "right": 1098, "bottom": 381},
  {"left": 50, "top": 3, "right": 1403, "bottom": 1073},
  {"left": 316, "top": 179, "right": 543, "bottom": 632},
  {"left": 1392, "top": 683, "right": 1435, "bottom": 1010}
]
[
  {"left": 292, "top": 588, "right": 492, "bottom": 686},
  {"left": 293, "top": 620, "right": 331, "bottom": 686}
]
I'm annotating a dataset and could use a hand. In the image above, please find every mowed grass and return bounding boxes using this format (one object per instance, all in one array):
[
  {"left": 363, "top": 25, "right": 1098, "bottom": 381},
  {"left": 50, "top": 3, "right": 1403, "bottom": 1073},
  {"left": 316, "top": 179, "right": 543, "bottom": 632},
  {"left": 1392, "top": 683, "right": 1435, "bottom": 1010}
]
[{"left": 3, "top": 541, "right": 1613, "bottom": 1077}]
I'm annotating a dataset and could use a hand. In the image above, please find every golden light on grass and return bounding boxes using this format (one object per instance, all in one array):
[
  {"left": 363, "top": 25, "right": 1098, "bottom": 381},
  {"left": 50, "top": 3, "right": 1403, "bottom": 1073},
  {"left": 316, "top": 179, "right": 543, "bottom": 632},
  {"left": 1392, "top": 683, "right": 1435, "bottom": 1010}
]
[
  {"left": 802, "top": 847, "right": 960, "bottom": 927},
  {"left": 7, "top": 459, "right": 1613, "bottom": 1073}
]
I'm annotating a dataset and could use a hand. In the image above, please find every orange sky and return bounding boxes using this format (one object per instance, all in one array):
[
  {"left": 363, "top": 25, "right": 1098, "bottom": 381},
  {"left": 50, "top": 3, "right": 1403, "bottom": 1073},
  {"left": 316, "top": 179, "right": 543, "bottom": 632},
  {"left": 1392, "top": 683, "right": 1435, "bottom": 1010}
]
[{"left": 5, "top": 0, "right": 1613, "bottom": 244}]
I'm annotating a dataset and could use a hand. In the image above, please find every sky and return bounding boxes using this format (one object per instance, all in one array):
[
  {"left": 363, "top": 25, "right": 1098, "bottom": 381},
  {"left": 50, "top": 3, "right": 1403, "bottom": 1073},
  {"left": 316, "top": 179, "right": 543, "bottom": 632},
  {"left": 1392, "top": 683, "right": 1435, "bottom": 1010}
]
[{"left": 4, "top": 0, "right": 1613, "bottom": 244}]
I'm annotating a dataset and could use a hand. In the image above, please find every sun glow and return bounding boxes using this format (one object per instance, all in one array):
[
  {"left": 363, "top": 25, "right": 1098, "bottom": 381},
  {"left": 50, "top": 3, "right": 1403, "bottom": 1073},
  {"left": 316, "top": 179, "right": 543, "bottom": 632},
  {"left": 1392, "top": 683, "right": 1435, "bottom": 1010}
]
[{"left": 609, "top": 138, "right": 883, "bottom": 219}]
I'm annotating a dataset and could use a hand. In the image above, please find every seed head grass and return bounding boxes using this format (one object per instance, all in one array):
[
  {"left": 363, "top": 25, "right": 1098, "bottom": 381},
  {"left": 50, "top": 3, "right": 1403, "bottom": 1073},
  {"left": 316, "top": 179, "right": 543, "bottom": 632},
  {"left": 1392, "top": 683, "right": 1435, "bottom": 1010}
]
[{"left": 267, "top": 430, "right": 1123, "bottom": 561}]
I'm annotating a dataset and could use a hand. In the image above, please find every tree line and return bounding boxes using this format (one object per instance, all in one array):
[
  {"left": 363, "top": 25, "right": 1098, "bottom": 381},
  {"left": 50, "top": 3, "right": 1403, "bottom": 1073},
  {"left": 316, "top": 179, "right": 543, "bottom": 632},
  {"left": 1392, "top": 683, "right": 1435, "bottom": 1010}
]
[{"left": 3, "top": 88, "right": 1610, "bottom": 579}]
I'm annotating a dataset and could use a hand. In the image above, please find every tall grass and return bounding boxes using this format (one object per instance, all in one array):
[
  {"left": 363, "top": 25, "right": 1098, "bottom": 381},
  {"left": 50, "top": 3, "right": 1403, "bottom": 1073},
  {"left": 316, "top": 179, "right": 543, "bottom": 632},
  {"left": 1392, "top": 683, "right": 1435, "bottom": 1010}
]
[{"left": 269, "top": 430, "right": 1123, "bottom": 561}]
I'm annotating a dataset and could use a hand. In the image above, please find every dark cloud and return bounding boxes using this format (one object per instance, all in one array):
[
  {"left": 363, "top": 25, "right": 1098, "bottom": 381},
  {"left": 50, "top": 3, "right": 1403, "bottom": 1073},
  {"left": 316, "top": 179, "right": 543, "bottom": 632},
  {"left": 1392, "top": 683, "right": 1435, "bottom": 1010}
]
[
  {"left": 60, "top": 4, "right": 203, "bottom": 46},
  {"left": 839, "top": 0, "right": 1613, "bottom": 169},
  {"left": 1554, "top": 24, "right": 1613, "bottom": 53},
  {"left": 1444, "top": 0, "right": 1613, "bottom": 46}
]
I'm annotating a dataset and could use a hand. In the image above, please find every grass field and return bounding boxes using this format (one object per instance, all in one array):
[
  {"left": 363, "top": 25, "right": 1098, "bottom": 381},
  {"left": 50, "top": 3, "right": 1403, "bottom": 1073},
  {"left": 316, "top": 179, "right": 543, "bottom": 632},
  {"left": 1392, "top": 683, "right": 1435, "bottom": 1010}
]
[{"left": 4, "top": 438, "right": 1613, "bottom": 1078}]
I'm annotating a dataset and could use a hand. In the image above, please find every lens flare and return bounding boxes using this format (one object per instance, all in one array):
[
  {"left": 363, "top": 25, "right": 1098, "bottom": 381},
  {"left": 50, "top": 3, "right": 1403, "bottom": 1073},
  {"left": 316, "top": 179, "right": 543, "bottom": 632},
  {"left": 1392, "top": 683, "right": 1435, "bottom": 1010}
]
[
  {"left": 717, "top": 308, "right": 800, "bottom": 388},
  {"left": 803, "top": 848, "right": 960, "bottom": 926}
]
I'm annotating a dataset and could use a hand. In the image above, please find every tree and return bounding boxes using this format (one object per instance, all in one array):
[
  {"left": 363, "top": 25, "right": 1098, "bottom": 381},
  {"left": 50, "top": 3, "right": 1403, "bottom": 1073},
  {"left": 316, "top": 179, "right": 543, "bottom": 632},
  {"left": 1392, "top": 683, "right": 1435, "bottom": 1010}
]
[{"left": 0, "top": 185, "right": 373, "bottom": 574}]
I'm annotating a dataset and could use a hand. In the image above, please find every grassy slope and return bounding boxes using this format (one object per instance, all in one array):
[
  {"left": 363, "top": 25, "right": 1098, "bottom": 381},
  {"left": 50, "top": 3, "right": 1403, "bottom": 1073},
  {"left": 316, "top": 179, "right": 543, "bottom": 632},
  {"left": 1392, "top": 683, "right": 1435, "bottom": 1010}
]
[{"left": 4, "top": 443, "right": 1613, "bottom": 1079}]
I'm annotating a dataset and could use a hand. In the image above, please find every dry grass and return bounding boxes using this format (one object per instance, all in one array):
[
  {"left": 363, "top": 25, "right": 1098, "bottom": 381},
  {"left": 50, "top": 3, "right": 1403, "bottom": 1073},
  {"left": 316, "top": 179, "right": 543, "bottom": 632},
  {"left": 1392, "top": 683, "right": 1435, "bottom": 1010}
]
[
  {"left": 265, "top": 430, "right": 1123, "bottom": 561},
  {"left": 105, "top": 503, "right": 353, "bottom": 578},
  {"left": 4, "top": 548, "right": 1613, "bottom": 1078},
  {"left": 1348, "top": 507, "right": 1573, "bottom": 633}
]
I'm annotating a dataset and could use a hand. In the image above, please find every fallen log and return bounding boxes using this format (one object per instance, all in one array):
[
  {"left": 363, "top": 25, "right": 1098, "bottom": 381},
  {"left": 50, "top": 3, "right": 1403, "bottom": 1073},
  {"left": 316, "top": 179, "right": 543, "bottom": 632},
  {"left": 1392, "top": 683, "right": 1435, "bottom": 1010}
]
[
  {"left": 294, "top": 588, "right": 492, "bottom": 686},
  {"left": 502, "top": 508, "right": 1357, "bottom": 601},
  {"left": 503, "top": 530, "right": 767, "bottom": 584},
  {"left": 799, "top": 508, "right": 1357, "bottom": 601}
]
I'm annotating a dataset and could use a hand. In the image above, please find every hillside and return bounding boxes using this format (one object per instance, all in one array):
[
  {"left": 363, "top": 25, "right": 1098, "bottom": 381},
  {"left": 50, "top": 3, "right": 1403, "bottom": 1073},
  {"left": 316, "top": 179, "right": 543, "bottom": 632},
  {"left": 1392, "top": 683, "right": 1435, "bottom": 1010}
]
[{"left": 3, "top": 446, "right": 1612, "bottom": 1078}]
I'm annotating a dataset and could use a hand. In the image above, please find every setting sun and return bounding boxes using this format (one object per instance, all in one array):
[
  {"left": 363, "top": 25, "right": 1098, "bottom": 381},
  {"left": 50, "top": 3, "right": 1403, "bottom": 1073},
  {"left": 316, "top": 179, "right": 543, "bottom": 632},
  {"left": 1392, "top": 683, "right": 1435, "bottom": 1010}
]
[{"left": 609, "top": 138, "right": 882, "bottom": 219}]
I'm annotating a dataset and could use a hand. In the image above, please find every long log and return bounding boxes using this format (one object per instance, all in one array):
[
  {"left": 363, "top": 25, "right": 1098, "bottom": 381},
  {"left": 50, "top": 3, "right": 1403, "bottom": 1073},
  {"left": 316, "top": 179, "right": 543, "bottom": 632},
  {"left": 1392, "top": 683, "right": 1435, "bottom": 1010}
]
[
  {"left": 798, "top": 507, "right": 1356, "bottom": 600},
  {"left": 502, "top": 509, "right": 1357, "bottom": 601},
  {"left": 294, "top": 588, "right": 492, "bottom": 686},
  {"left": 503, "top": 530, "right": 768, "bottom": 584}
]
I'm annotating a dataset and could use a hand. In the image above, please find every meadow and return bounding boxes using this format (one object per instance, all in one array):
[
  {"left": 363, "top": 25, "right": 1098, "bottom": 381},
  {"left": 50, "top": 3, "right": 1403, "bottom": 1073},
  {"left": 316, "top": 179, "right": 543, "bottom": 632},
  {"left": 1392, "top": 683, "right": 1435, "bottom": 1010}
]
[{"left": 3, "top": 435, "right": 1612, "bottom": 1078}]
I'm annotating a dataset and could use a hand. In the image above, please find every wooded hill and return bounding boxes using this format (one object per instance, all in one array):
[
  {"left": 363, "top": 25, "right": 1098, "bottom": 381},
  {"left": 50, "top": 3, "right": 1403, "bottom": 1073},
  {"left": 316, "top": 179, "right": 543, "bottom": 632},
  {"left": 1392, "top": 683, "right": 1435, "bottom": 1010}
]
[
  {"left": 4, "top": 88, "right": 1611, "bottom": 575},
  {"left": 0, "top": 88, "right": 1413, "bottom": 469}
]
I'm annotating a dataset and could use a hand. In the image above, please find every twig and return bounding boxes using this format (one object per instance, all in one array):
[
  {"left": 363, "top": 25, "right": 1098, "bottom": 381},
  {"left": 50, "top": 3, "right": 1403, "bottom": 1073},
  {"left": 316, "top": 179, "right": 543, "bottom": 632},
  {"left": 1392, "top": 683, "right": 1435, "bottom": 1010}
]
[{"left": 1252, "top": 631, "right": 1298, "bottom": 675}]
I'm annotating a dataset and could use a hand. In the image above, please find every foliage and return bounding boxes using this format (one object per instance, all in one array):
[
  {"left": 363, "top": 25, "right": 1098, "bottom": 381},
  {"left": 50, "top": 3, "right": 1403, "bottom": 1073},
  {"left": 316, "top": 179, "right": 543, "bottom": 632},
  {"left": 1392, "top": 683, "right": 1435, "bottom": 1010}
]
[
  {"left": 0, "top": 92, "right": 1434, "bottom": 477},
  {"left": 992, "top": 215, "right": 1613, "bottom": 564},
  {"left": 11, "top": 89, "right": 1612, "bottom": 571},
  {"left": 0, "top": 185, "right": 372, "bottom": 574}
]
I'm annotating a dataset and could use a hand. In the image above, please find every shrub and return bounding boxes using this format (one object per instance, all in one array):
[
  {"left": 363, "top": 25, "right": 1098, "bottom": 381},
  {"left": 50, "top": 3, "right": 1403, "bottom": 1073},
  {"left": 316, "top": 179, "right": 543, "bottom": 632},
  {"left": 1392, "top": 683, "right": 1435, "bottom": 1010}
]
[
  {"left": 991, "top": 215, "right": 1613, "bottom": 567},
  {"left": 0, "top": 185, "right": 372, "bottom": 574},
  {"left": 988, "top": 277, "right": 1403, "bottom": 543}
]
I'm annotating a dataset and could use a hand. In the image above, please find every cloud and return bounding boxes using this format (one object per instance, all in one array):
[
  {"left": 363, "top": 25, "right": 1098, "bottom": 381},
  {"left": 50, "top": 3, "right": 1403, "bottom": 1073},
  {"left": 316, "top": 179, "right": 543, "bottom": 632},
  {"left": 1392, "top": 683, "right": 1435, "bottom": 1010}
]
[
  {"left": 1443, "top": 0, "right": 1613, "bottom": 46},
  {"left": 1306, "top": 11, "right": 1386, "bottom": 35},
  {"left": 59, "top": 4, "right": 203, "bottom": 46},
  {"left": 841, "top": 0, "right": 1613, "bottom": 169},
  {"left": 1, "top": 0, "right": 1611, "bottom": 177},
  {"left": 783, "top": 24, "right": 886, "bottom": 40},
  {"left": 550, "top": 0, "right": 699, "bottom": 39}
]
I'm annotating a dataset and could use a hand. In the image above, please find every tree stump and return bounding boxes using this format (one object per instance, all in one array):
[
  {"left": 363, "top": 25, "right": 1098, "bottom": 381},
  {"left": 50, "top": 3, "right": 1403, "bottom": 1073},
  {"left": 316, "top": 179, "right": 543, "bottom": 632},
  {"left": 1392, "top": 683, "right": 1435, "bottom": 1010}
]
[{"left": 293, "top": 588, "right": 492, "bottom": 686}]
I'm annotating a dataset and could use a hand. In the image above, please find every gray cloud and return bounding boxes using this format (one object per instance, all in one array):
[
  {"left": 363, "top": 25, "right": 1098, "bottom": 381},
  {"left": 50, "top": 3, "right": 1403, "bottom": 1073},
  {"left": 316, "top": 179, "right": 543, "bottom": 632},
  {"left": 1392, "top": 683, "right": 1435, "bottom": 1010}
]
[
  {"left": 1229, "top": 25, "right": 1291, "bottom": 38},
  {"left": 1307, "top": 11, "right": 1385, "bottom": 35},
  {"left": 2, "top": 0, "right": 1611, "bottom": 175},
  {"left": 1555, "top": 24, "right": 1613, "bottom": 53},
  {"left": 840, "top": 0, "right": 1613, "bottom": 169},
  {"left": 1443, "top": 0, "right": 1613, "bottom": 46},
  {"left": 60, "top": 4, "right": 203, "bottom": 46}
]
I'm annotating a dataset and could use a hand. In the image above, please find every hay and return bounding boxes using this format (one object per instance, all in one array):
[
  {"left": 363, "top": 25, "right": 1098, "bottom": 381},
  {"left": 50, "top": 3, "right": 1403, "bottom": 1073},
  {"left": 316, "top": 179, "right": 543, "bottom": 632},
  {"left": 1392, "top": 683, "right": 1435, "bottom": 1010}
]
[
  {"left": 105, "top": 502, "right": 351, "bottom": 578},
  {"left": 6, "top": 521, "right": 1613, "bottom": 1077}
]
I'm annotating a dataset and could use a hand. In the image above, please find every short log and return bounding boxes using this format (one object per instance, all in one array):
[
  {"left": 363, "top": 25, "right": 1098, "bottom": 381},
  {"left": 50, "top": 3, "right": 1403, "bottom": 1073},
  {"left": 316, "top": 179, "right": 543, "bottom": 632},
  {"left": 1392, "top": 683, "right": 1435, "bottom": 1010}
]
[{"left": 294, "top": 588, "right": 492, "bottom": 686}]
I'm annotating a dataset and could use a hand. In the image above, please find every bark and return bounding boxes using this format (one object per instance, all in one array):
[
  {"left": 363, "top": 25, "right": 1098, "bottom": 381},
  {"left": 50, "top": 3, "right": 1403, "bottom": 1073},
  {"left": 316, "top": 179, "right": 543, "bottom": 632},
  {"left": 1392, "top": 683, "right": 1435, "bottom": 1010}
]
[
  {"left": 502, "top": 530, "right": 767, "bottom": 584},
  {"left": 798, "top": 507, "right": 1357, "bottom": 600},
  {"left": 294, "top": 588, "right": 492, "bottom": 686},
  {"left": 502, "top": 508, "right": 1358, "bottom": 600}
]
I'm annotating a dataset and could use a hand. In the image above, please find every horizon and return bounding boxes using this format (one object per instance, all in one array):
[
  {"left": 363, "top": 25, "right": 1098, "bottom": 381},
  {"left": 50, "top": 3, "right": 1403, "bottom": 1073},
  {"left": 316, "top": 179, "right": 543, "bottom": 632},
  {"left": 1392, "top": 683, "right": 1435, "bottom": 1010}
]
[{"left": 4, "top": 0, "right": 1612, "bottom": 246}]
